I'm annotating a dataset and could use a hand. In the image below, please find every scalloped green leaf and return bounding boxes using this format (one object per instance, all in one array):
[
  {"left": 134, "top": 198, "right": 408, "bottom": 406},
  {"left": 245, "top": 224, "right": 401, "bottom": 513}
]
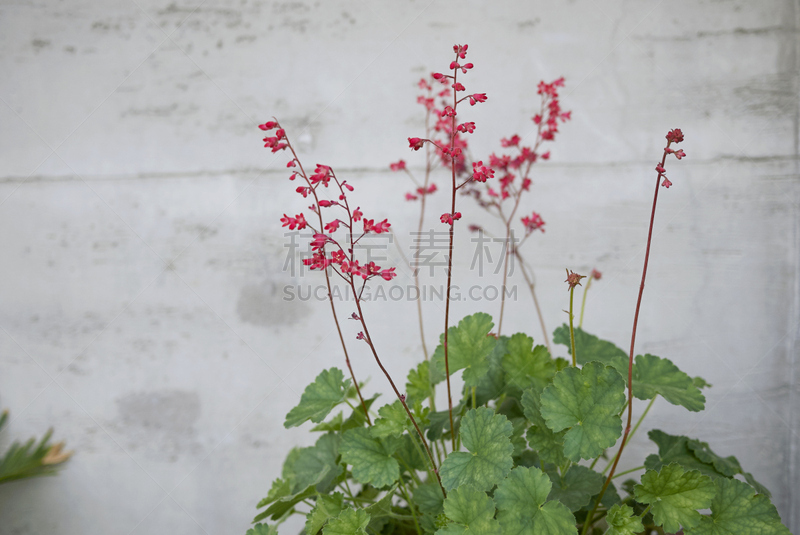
[
  {"left": 553, "top": 325, "right": 626, "bottom": 366},
  {"left": 247, "top": 524, "right": 278, "bottom": 535},
  {"left": 371, "top": 401, "right": 412, "bottom": 439},
  {"left": 494, "top": 466, "right": 577, "bottom": 535},
  {"left": 545, "top": 464, "right": 605, "bottom": 512},
  {"left": 432, "top": 313, "right": 497, "bottom": 388},
  {"left": 540, "top": 362, "right": 626, "bottom": 461},
  {"left": 631, "top": 354, "right": 705, "bottom": 411},
  {"left": 474, "top": 335, "right": 508, "bottom": 405},
  {"left": 604, "top": 504, "right": 644, "bottom": 535},
  {"left": 502, "top": 333, "right": 556, "bottom": 391},
  {"left": 289, "top": 433, "right": 342, "bottom": 493},
  {"left": 414, "top": 482, "right": 445, "bottom": 516},
  {"left": 340, "top": 428, "right": 400, "bottom": 488},
  {"left": 436, "top": 485, "right": 500, "bottom": 535},
  {"left": 407, "top": 360, "right": 444, "bottom": 406},
  {"left": 685, "top": 438, "right": 742, "bottom": 477},
  {"left": 305, "top": 492, "right": 345, "bottom": 535},
  {"left": 285, "top": 368, "right": 351, "bottom": 428},
  {"left": 324, "top": 507, "right": 370, "bottom": 535},
  {"left": 521, "top": 388, "right": 567, "bottom": 465},
  {"left": 257, "top": 477, "right": 292, "bottom": 508},
  {"left": 439, "top": 407, "right": 513, "bottom": 491},
  {"left": 254, "top": 474, "right": 321, "bottom": 523},
  {"left": 635, "top": 463, "right": 716, "bottom": 533},
  {"left": 685, "top": 477, "right": 789, "bottom": 535}
]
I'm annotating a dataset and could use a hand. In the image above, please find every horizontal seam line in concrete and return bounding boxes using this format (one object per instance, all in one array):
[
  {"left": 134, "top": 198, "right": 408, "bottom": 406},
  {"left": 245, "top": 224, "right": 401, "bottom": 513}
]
[{"left": 1, "top": 155, "right": 799, "bottom": 183}]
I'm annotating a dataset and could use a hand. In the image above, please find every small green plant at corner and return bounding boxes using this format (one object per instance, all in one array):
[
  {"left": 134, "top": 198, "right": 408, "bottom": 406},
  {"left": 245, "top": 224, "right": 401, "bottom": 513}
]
[
  {"left": 0, "top": 409, "right": 72, "bottom": 485},
  {"left": 249, "top": 44, "right": 790, "bottom": 535}
]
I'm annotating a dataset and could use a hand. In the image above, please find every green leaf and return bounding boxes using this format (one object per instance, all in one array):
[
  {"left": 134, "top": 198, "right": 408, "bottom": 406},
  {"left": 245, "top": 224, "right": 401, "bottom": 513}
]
[
  {"left": 432, "top": 313, "right": 497, "bottom": 388},
  {"left": 604, "top": 504, "right": 644, "bottom": 535},
  {"left": 545, "top": 464, "right": 605, "bottom": 512},
  {"left": 635, "top": 463, "right": 716, "bottom": 533},
  {"left": 509, "top": 417, "right": 528, "bottom": 458},
  {"left": 257, "top": 478, "right": 293, "bottom": 508},
  {"left": 290, "top": 433, "right": 342, "bottom": 493},
  {"left": 414, "top": 482, "right": 445, "bottom": 516},
  {"left": 501, "top": 333, "right": 556, "bottom": 392},
  {"left": 474, "top": 336, "right": 508, "bottom": 405},
  {"left": 309, "top": 412, "right": 344, "bottom": 432},
  {"left": 684, "top": 477, "right": 789, "bottom": 535},
  {"left": 439, "top": 407, "right": 514, "bottom": 491},
  {"left": 254, "top": 477, "right": 320, "bottom": 523},
  {"left": 685, "top": 439, "right": 742, "bottom": 477},
  {"left": 285, "top": 368, "right": 351, "bottom": 428},
  {"left": 365, "top": 487, "right": 398, "bottom": 533},
  {"left": 436, "top": 484, "right": 500, "bottom": 535},
  {"left": 246, "top": 524, "right": 278, "bottom": 535},
  {"left": 407, "top": 360, "right": 444, "bottom": 406},
  {"left": 693, "top": 376, "right": 712, "bottom": 389},
  {"left": 0, "top": 427, "right": 70, "bottom": 484},
  {"left": 553, "top": 325, "right": 626, "bottom": 366},
  {"left": 305, "top": 493, "right": 345, "bottom": 535},
  {"left": 324, "top": 507, "right": 370, "bottom": 535},
  {"left": 394, "top": 433, "right": 427, "bottom": 472},
  {"left": 371, "top": 401, "right": 412, "bottom": 439},
  {"left": 645, "top": 430, "right": 738, "bottom": 479},
  {"left": 540, "top": 362, "right": 626, "bottom": 461},
  {"left": 521, "top": 388, "right": 567, "bottom": 465},
  {"left": 340, "top": 428, "right": 400, "bottom": 488},
  {"left": 494, "top": 466, "right": 577, "bottom": 535},
  {"left": 630, "top": 354, "right": 705, "bottom": 412}
]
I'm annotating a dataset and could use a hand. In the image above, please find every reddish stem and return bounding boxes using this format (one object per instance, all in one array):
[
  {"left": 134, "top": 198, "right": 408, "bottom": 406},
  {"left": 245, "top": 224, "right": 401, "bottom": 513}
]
[
  {"left": 582, "top": 143, "right": 672, "bottom": 534},
  {"left": 443, "top": 57, "right": 460, "bottom": 452}
]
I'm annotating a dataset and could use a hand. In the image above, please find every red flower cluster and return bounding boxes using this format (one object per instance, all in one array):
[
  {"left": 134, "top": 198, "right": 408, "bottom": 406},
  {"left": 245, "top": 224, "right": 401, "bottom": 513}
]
[
  {"left": 521, "top": 212, "right": 546, "bottom": 235},
  {"left": 440, "top": 212, "right": 462, "bottom": 225},
  {"left": 405, "top": 183, "right": 437, "bottom": 202},
  {"left": 658, "top": 129, "right": 686, "bottom": 188},
  {"left": 260, "top": 120, "right": 398, "bottom": 285}
]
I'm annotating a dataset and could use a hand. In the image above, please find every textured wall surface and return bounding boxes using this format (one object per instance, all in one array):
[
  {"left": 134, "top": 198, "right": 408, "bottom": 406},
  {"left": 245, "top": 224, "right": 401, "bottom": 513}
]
[{"left": 0, "top": 1, "right": 798, "bottom": 534}]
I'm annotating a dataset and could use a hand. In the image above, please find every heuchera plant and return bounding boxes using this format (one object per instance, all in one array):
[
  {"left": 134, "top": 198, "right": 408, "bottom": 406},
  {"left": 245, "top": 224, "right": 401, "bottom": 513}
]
[{"left": 250, "top": 45, "right": 790, "bottom": 535}]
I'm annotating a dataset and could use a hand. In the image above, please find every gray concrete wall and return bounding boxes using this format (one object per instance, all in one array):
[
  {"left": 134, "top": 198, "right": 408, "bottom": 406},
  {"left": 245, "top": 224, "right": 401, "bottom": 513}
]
[{"left": 0, "top": 1, "right": 797, "bottom": 534}]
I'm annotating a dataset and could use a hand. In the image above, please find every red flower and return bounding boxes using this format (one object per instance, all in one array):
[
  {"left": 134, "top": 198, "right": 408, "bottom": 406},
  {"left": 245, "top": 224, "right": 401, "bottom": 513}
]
[
  {"left": 472, "top": 161, "right": 494, "bottom": 183},
  {"left": 258, "top": 121, "right": 278, "bottom": 131},
  {"left": 408, "top": 137, "right": 425, "bottom": 151},
  {"left": 405, "top": 192, "right": 418, "bottom": 201},
  {"left": 324, "top": 219, "right": 341, "bottom": 233},
  {"left": 310, "top": 164, "right": 333, "bottom": 187},
  {"left": 311, "top": 233, "right": 329, "bottom": 250},
  {"left": 280, "top": 213, "right": 307, "bottom": 231},
  {"left": 501, "top": 135, "right": 521, "bottom": 147},
  {"left": 468, "top": 93, "right": 488, "bottom": 106},
  {"left": 390, "top": 160, "right": 406, "bottom": 171},
  {"left": 521, "top": 212, "right": 545, "bottom": 234},
  {"left": 591, "top": 269, "right": 602, "bottom": 280},
  {"left": 353, "top": 207, "right": 363, "bottom": 222},
  {"left": 666, "top": 129, "right": 684, "bottom": 144},
  {"left": 380, "top": 267, "right": 397, "bottom": 281},
  {"left": 363, "top": 218, "right": 391, "bottom": 234},
  {"left": 661, "top": 177, "right": 672, "bottom": 188},
  {"left": 457, "top": 121, "right": 476, "bottom": 134},
  {"left": 673, "top": 149, "right": 686, "bottom": 160}
]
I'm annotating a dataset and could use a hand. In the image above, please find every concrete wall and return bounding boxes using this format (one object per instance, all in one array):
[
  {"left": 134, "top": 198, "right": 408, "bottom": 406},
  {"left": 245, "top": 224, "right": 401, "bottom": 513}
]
[{"left": 0, "top": 1, "right": 797, "bottom": 533}]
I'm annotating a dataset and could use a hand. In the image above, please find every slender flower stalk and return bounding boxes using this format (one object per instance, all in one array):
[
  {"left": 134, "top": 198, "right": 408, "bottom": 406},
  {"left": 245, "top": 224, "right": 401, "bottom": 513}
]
[
  {"left": 581, "top": 129, "right": 685, "bottom": 535},
  {"left": 565, "top": 270, "right": 586, "bottom": 367},
  {"left": 409, "top": 44, "right": 488, "bottom": 451},
  {"left": 267, "top": 122, "right": 371, "bottom": 426}
]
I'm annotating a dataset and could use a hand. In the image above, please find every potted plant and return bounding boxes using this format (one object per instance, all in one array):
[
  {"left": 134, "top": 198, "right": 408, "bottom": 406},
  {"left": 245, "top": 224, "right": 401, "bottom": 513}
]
[{"left": 247, "top": 44, "right": 790, "bottom": 535}]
